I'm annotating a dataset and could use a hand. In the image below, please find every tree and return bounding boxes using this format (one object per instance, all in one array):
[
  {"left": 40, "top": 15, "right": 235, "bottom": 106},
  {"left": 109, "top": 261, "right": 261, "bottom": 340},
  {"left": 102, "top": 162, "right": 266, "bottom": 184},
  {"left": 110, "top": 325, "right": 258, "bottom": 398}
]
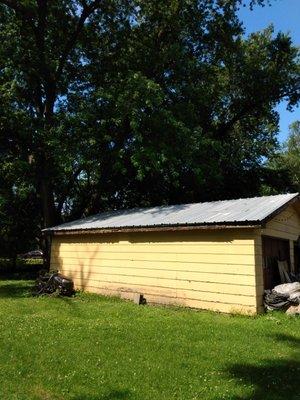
[
  {"left": 0, "top": 0, "right": 299, "bottom": 259},
  {"left": 266, "top": 121, "right": 300, "bottom": 193},
  {"left": 72, "top": 4, "right": 299, "bottom": 206},
  {"left": 0, "top": 183, "right": 39, "bottom": 268},
  {"left": 0, "top": 0, "right": 112, "bottom": 229},
  {"left": 284, "top": 121, "right": 300, "bottom": 191}
]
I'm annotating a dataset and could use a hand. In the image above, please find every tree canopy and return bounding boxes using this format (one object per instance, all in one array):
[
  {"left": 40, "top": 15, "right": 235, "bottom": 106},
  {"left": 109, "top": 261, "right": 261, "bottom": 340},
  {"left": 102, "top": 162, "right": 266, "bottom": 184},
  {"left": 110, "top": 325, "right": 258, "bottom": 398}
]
[
  {"left": 283, "top": 121, "right": 300, "bottom": 192},
  {"left": 0, "top": 0, "right": 299, "bottom": 259},
  {"left": 265, "top": 121, "right": 300, "bottom": 194}
]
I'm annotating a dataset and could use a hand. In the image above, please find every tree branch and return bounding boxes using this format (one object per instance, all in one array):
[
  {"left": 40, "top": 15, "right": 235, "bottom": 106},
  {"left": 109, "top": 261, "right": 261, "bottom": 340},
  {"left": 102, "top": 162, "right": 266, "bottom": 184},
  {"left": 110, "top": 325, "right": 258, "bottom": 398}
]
[
  {"left": 33, "top": 0, "right": 57, "bottom": 119},
  {"left": 215, "top": 87, "right": 293, "bottom": 139},
  {"left": 56, "top": 0, "right": 101, "bottom": 80}
]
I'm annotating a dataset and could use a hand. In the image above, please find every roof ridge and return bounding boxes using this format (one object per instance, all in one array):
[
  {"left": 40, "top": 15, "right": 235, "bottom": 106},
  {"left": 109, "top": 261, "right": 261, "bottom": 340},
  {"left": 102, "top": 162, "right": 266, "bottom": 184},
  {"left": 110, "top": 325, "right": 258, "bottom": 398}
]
[{"left": 94, "top": 192, "right": 299, "bottom": 215}]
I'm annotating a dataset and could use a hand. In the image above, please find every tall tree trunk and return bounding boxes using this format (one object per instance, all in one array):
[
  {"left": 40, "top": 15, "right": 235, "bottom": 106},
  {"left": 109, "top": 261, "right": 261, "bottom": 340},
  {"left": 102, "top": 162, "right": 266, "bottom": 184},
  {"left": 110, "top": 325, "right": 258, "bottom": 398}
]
[
  {"left": 38, "top": 160, "right": 57, "bottom": 228},
  {"left": 37, "top": 153, "right": 57, "bottom": 270},
  {"left": 37, "top": 99, "right": 59, "bottom": 269}
]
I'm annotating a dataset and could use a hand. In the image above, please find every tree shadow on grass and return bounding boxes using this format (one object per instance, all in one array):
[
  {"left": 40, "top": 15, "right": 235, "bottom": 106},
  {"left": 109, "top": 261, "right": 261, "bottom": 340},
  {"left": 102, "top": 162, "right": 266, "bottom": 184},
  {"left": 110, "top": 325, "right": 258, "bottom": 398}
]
[
  {"left": 227, "top": 333, "right": 300, "bottom": 400},
  {"left": 0, "top": 280, "right": 33, "bottom": 298},
  {"left": 0, "top": 279, "right": 79, "bottom": 312},
  {"left": 73, "top": 389, "right": 132, "bottom": 400},
  {"left": 0, "top": 272, "right": 38, "bottom": 281},
  {"left": 0, "top": 263, "right": 44, "bottom": 281}
]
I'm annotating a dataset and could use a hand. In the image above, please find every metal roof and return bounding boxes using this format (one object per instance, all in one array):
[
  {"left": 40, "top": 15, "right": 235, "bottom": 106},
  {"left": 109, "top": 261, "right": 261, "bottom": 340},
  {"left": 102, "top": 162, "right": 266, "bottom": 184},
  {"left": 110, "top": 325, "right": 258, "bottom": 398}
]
[{"left": 45, "top": 193, "right": 299, "bottom": 233}]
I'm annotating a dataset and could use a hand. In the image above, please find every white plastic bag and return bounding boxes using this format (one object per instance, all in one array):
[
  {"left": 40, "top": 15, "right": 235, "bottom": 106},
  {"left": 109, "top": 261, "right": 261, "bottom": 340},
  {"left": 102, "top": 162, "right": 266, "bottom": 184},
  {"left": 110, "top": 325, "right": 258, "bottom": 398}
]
[{"left": 273, "top": 282, "right": 300, "bottom": 295}]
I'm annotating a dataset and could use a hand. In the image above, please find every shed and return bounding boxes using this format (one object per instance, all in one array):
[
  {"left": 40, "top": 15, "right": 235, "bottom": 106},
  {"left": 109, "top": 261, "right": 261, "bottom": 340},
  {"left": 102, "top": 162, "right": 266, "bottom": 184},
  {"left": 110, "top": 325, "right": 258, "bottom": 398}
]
[{"left": 45, "top": 193, "right": 300, "bottom": 314}]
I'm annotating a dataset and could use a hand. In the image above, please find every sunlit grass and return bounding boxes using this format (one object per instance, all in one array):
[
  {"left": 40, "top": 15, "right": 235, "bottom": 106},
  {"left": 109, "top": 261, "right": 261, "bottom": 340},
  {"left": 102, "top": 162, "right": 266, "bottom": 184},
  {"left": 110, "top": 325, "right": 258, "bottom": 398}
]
[{"left": 0, "top": 280, "right": 299, "bottom": 400}]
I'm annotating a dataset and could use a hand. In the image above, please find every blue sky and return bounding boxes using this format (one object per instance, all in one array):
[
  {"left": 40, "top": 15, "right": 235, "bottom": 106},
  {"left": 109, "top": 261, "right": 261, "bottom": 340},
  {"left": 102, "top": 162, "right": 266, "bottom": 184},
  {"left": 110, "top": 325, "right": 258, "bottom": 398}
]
[{"left": 238, "top": 0, "right": 300, "bottom": 143}]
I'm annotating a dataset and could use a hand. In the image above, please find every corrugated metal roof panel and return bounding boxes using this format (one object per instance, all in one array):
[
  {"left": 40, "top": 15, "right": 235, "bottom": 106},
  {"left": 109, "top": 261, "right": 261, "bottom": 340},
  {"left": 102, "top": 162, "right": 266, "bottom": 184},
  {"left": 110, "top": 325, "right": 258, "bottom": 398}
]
[{"left": 45, "top": 193, "right": 299, "bottom": 232}]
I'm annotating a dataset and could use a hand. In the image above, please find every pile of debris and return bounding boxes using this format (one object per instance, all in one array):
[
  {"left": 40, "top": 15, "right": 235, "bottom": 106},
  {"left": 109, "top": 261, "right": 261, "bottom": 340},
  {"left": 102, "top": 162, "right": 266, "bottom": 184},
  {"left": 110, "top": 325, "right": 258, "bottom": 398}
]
[
  {"left": 264, "top": 282, "right": 300, "bottom": 315},
  {"left": 33, "top": 271, "right": 74, "bottom": 296}
]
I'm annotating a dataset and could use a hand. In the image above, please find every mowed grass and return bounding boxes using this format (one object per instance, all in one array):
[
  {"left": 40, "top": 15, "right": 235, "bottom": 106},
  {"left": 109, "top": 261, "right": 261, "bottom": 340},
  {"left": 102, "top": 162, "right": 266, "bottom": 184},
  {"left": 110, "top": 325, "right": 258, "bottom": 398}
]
[{"left": 0, "top": 280, "right": 299, "bottom": 400}]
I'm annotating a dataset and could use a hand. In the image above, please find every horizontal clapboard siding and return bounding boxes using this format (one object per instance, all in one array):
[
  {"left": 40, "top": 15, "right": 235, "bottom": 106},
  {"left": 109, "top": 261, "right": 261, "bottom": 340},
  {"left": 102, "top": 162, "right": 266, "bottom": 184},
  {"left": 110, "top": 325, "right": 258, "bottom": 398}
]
[
  {"left": 262, "top": 205, "right": 300, "bottom": 241},
  {"left": 51, "top": 252, "right": 255, "bottom": 265},
  {"left": 51, "top": 269, "right": 258, "bottom": 290},
  {"left": 50, "top": 229, "right": 258, "bottom": 314},
  {"left": 51, "top": 260, "right": 255, "bottom": 275},
  {"left": 74, "top": 285, "right": 256, "bottom": 314}
]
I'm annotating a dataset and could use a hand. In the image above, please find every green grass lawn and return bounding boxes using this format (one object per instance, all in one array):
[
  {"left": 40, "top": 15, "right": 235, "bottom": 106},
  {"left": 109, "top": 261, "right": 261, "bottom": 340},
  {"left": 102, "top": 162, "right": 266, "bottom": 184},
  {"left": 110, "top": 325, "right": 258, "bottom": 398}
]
[{"left": 0, "top": 280, "right": 299, "bottom": 400}]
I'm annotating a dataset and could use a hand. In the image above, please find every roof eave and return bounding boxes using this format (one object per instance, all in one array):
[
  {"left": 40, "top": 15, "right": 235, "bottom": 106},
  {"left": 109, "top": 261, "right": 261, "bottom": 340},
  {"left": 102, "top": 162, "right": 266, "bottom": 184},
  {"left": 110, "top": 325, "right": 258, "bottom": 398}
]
[{"left": 44, "top": 221, "right": 262, "bottom": 235}]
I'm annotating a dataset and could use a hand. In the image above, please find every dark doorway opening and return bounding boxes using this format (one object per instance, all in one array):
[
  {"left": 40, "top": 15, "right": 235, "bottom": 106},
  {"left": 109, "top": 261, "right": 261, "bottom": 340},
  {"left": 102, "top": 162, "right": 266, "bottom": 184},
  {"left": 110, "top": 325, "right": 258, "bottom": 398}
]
[{"left": 262, "top": 236, "right": 290, "bottom": 290}]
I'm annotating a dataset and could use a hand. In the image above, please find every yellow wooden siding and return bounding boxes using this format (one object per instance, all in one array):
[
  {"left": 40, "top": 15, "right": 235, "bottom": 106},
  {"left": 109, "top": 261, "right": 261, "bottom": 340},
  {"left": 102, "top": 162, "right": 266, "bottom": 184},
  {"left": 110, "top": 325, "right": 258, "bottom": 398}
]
[
  {"left": 50, "top": 229, "right": 259, "bottom": 314},
  {"left": 261, "top": 205, "right": 300, "bottom": 241},
  {"left": 253, "top": 233, "right": 264, "bottom": 312}
]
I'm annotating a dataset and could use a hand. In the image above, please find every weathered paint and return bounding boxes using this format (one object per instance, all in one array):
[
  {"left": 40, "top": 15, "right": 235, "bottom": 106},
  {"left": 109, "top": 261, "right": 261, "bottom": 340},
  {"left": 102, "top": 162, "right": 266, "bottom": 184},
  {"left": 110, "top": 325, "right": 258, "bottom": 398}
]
[{"left": 50, "top": 229, "right": 259, "bottom": 314}]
